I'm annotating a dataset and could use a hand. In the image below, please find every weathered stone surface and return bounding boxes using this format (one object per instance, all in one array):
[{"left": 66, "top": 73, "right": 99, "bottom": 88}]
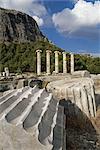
[
  {"left": 0, "top": 86, "right": 65, "bottom": 150},
  {"left": 0, "top": 7, "right": 44, "bottom": 43},
  {"left": 72, "top": 70, "right": 90, "bottom": 77},
  {"left": 47, "top": 78, "right": 96, "bottom": 118}
]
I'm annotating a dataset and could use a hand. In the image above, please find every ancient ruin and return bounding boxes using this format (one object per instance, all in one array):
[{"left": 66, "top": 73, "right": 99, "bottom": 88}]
[
  {"left": 0, "top": 6, "right": 100, "bottom": 150},
  {"left": 0, "top": 49, "right": 100, "bottom": 150},
  {"left": 36, "top": 50, "right": 74, "bottom": 75}
]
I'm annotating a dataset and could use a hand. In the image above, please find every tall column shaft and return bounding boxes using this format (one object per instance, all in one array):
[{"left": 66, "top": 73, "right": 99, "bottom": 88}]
[
  {"left": 46, "top": 50, "right": 51, "bottom": 75},
  {"left": 36, "top": 50, "right": 42, "bottom": 76},
  {"left": 54, "top": 51, "right": 60, "bottom": 74},
  {"left": 71, "top": 53, "right": 74, "bottom": 74},
  {"left": 62, "top": 52, "right": 67, "bottom": 74}
]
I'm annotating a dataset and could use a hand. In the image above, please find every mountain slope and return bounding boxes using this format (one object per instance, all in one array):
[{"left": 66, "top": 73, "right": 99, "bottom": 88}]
[{"left": 0, "top": 7, "right": 44, "bottom": 43}]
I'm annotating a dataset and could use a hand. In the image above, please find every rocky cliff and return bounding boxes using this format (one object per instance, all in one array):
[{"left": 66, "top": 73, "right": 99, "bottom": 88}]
[{"left": 0, "top": 7, "right": 44, "bottom": 43}]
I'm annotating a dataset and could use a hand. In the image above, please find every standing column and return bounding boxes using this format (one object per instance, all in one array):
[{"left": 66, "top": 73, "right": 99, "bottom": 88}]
[
  {"left": 62, "top": 52, "right": 67, "bottom": 74},
  {"left": 54, "top": 51, "right": 60, "bottom": 74},
  {"left": 46, "top": 50, "right": 51, "bottom": 75},
  {"left": 36, "top": 49, "right": 42, "bottom": 76},
  {"left": 70, "top": 53, "right": 74, "bottom": 74}
]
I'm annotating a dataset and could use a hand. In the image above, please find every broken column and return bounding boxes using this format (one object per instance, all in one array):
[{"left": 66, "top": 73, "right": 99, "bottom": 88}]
[
  {"left": 54, "top": 51, "right": 60, "bottom": 74},
  {"left": 62, "top": 52, "right": 67, "bottom": 74},
  {"left": 4, "top": 67, "right": 10, "bottom": 77},
  {"left": 70, "top": 53, "right": 74, "bottom": 74},
  {"left": 47, "top": 78, "right": 96, "bottom": 118},
  {"left": 2, "top": 72, "right": 6, "bottom": 77},
  {"left": 46, "top": 50, "right": 51, "bottom": 75},
  {"left": 36, "top": 49, "right": 42, "bottom": 76}
]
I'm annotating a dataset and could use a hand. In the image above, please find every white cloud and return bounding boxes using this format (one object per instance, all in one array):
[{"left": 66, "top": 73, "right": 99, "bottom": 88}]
[
  {"left": 52, "top": 0, "right": 100, "bottom": 38},
  {"left": 33, "top": 15, "right": 44, "bottom": 26},
  {"left": 0, "top": 0, "right": 47, "bottom": 26},
  {"left": 0, "top": 0, "right": 47, "bottom": 16}
]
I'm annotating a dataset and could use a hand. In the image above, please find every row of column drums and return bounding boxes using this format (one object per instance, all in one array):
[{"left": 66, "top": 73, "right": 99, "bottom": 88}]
[{"left": 36, "top": 50, "right": 74, "bottom": 75}]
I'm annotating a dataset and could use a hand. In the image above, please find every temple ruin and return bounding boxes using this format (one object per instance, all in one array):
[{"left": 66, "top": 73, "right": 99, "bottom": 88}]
[
  {"left": 36, "top": 50, "right": 74, "bottom": 75},
  {"left": 0, "top": 50, "right": 100, "bottom": 150}
]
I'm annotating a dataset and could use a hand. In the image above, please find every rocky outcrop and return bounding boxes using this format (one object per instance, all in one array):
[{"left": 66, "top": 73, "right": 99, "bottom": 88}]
[
  {"left": 0, "top": 86, "right": 65, "bottom": 150},
  {"left": 0, "top": 7, "right": 44, "bottom": 43}
]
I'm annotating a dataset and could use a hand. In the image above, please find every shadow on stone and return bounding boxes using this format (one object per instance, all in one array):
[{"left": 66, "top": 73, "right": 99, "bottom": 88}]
[
  {"left": 59, "top": 99, "right": 99, "bottom": 150},
  {"left": 95, "top": 94, "right": 100, "bottom": 109},
  {"left": 29, "top": 79, "right": 43, "bottom": 89}
]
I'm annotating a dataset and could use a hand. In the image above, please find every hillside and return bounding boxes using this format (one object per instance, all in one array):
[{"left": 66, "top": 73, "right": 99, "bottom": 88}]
[{"left": 0, "top": 41, "right": 63, "bottom": 73}]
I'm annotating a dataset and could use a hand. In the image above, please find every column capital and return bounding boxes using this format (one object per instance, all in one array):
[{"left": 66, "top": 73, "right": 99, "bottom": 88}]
[
  {"left": 46, "top": 50, "right": 52, "bottom": 53},
  {"left": 62, "top": 51, "right": 67, "bottom": 54},
  {"left": 54, "top": 51, "right": 61, "bottom": 55},
  {"left": 70, "top": 52, "right": 74, "bottom": 55},
  {"left": 36, "top": 49, "right": 42, "bottom": 53}
]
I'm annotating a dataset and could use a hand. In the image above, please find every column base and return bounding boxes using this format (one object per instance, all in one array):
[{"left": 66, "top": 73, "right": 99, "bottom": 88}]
[{"left": 46, "top": 73, "right": 51, "bottom": 75}]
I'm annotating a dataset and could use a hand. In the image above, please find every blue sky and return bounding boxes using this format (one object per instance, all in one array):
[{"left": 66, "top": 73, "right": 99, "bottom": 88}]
[{"left": 0, "top": 0, "right": 100, "bottom": 55}]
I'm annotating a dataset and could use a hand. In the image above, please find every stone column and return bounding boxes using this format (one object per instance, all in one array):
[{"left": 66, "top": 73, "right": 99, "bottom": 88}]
[
  {"left": 36, "top": 49, "right": 42, "bottom": 76},
  {"left": 4, "top": 67, "right": 9, "bottom": 77},
  {"left": 54, "top": 51, "right": 60, "bottom": 74},
  {"left": 0, "top": 72, "right": 2, "bottom": 77},
  {"left": 2, "top": 72, "right": 6, "bottom": 77},
  {"left": 62, "top": 52, "right": 67, "bottom": 74},
  {"left": 70, "top": 53, "right": 74, "bottom": 74},
  {"left": 46, "top": 50, "right": 51, "bottom": 75}
]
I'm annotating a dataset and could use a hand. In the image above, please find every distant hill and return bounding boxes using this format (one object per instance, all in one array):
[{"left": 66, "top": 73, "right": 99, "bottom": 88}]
[{"left": 0, "top": 7, "right": 44, "bottom": 43}]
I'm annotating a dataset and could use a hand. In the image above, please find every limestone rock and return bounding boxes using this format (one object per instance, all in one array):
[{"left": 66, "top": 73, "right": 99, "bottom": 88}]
[{"left": 0, "top": 7, "right": 44, "bottom": 43}]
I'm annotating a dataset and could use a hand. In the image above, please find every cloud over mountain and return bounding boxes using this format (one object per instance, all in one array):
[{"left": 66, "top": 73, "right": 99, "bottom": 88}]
[
  {"left": 0, "top": 0, "right": 46, "bottom": 26},
  {"left": 33, "top": 15, "right": 44, "bottom": 26}
]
